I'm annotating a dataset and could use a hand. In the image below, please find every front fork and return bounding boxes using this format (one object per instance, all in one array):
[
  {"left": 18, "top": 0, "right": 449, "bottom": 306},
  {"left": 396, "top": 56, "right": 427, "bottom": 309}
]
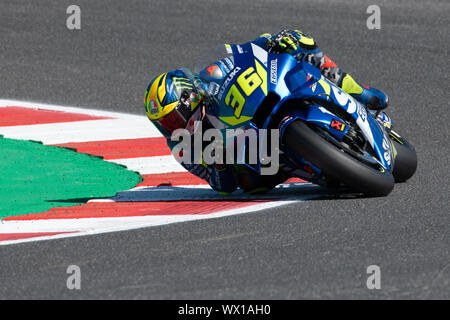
[{"left": 372, "top": 110, "right": 400, "bottom": 160}]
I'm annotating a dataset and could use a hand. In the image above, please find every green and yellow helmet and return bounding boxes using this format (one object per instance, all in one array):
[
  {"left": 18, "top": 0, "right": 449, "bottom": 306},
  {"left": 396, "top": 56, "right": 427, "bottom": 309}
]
[{"left": 145, "top": 68, "right": 202, "bottom": 138}]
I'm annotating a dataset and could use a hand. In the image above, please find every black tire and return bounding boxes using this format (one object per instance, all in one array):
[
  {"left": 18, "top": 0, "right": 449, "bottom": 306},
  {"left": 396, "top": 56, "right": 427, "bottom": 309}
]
[
  {"left": 283, "top": 120, "right": 395, "bottom": 197},
  {"left": 391, "top": 135, "right": 417, "bottom": 182}
]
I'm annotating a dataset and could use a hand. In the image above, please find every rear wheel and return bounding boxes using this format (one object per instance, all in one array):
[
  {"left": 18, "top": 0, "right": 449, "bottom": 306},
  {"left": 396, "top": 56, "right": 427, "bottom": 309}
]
[
  {"left": 390, "top": 131, "right": 417, "bottom": 182},
  {"left": 283, "top": 120, "right": 395, "bottom": 197}
]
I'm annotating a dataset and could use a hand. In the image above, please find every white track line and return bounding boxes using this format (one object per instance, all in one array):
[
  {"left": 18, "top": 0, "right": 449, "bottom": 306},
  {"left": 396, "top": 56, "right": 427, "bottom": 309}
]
[
  {"left": 0, "top": 200, "right": 297, "bottom": 245},
  {"left": 0, "top": 99, "right": 145, "bottom": 121},
  {"left": 108, "top": 156, "right": 186, "bottom": 174},
  {"left": 0, "top": 118, "right": 161, "bottom": 144}
]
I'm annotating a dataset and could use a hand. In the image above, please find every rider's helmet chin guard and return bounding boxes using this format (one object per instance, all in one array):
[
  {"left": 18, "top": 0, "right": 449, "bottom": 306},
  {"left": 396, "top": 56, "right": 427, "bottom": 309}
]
[{"left": 145, "top": 68, "right": 203, "bottom": 139}]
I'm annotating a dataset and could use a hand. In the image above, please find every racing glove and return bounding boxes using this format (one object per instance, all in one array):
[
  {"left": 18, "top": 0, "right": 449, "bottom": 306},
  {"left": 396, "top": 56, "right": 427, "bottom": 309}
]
[{"left": 268, "top": 29, "right": 317, "bottom": 54}]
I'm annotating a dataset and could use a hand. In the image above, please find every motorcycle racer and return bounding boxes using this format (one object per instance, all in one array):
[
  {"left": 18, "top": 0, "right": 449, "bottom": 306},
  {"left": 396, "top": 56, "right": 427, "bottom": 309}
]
[{"left": 144, "top": 29, "right": 389, "bottom": 195}]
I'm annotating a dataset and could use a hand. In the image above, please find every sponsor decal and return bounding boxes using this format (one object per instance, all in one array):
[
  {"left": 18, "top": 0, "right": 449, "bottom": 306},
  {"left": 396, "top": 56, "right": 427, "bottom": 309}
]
[
  {"left": 208, "top": 82, "right": 220, "bottom": 95},
  {"left": 357, "top": 102, "right": 367, "bottom": 122},
  {"left": 332, "top": 85, "right": 352, "bottom": 108},
  {"left": 382, "top": 134, "right": 392, "bottom": 166},
  {"left": 149, "top": 100, "right": 159, "bottom": 114},
  {"left": 205, "top": 64, "right": 223, "bottom": 80},
  {"left": 218, "top": 60, "right": 230, "bottom": 74},
  {"left": 217, "top": 67, "right": 242, "bottom": 100},
  {"left": 207, "top": 65, "right": 218, "bottom": 76},
  {"left": 380, "top": 112, "right": 392, "bottom": 129},
  {"left": 224, "top": 57, "right": 235, "bottom": 70},
  {"left": 330, "top": 119, "right": 346, "bottom": 131},
  {"left": 331, "top": 86, "right": 367, "bottom": 123},
  {"left": 330, "top": 85, "right": 375, "bottom": 148},
  {"left": 270, "top": 59, "right": 278, "bottom": 84}
]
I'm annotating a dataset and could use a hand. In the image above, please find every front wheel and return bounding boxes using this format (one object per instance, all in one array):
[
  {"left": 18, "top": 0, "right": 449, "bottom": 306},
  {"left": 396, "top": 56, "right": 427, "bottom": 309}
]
[{"left": 283, "top": 120, "right": 395, "bottom": 197}]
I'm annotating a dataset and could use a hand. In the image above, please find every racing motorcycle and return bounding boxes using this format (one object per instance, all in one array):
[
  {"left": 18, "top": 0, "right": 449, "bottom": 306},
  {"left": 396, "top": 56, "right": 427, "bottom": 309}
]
[{"left": 194, "top": 42, "right": 417, "bottom": 196}]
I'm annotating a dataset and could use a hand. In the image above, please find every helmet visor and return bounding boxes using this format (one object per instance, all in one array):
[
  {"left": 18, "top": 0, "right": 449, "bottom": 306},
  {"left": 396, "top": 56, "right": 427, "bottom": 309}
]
[{"left": 154, "top": 101, "right": 192, "bottom": 137}]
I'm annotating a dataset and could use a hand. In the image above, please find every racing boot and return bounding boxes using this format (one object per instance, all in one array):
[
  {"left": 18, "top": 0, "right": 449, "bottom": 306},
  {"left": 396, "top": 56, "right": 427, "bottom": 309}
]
[{"left": 339, "top": 73, "right": 389, "bottom": 111}]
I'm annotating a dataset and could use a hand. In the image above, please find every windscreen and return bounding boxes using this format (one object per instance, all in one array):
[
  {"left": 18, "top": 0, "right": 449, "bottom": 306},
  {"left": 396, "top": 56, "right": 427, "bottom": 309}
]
[{"left": 193, "top": 44, "right": 233, "bottom": 74}]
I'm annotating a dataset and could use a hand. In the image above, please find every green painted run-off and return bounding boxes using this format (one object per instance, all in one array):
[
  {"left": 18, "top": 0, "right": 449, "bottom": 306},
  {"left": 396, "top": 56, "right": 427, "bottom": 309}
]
[{"left": 0, "top": 137, "right": 142, "bottom": 219}]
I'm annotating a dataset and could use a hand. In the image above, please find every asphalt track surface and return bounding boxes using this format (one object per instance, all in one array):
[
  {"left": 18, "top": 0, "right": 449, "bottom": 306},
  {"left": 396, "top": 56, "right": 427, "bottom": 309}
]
[{"left": 0, "top": 0, "right": 449, "bottom": 299}]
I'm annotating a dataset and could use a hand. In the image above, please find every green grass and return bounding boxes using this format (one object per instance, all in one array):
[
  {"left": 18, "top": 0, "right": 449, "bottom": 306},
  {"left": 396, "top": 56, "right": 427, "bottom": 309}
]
[{"left": 0, "top": 137, "right": 142, "bottom": 218}]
